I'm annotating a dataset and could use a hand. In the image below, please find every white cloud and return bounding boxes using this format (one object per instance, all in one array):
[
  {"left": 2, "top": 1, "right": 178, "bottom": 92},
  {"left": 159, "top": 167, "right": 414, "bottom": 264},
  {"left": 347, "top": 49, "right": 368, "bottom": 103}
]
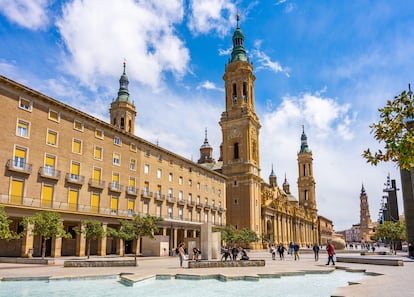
[
  {"left": 0, "top": 0, "right": 50, "bottom": 30},
  {"left": 196, "top": 80, "right": 223, "bottom": 92},
  {"left": 56, "top": 0, "right": 189, "bottom": 90},
  {"left": 251, "top": 49, "right": 290, "bottom": 77},
  {"left": 187, "top": 0, "right": 236, "bottom": 37},
  {"left": 218, "top": 47, "right": 232, "bottom": 56}
]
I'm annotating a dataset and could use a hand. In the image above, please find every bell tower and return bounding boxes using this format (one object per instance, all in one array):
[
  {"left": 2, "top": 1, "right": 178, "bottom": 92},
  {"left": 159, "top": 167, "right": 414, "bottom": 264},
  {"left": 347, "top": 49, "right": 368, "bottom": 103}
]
[
  {"left": 109, "top": 62, "right": 137, "bottom": 134},
  {"left": 220, "top": 15, "right": 262, "bottom": 237},
  {"left": 297, "top": 126, "right": 317, "bottom": 214}
]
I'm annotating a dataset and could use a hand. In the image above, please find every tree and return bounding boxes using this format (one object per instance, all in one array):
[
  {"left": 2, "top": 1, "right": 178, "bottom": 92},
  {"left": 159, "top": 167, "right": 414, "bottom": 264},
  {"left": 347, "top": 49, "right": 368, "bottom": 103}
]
[
  {"left": 110, "top": 214, "right": 162, "bottom": 264},
  {"left": 0, "top": 206, "right": 19, "bottom": 240},
  {"left": 363, "top": 89, "right": 414, "bottom": 170},
  {"left": 216, "top": 225, "right": 259, "bottom": 247},
  {"left": 373, "top": 221, "right": 406, "bottom": 254},
  {"left": 74, "top": 220, "right": 105, "bottom": 259},
  {"left": 21, "top": 211, "right": 70, "bottom": 258}
]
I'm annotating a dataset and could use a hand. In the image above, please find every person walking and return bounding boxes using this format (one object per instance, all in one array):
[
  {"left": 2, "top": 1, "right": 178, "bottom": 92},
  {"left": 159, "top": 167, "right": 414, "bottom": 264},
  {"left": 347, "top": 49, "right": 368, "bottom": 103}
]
[
  {"left": 326, "top": 241, "right": 335, "bottom": 265},
  {"left": 289, "top": 241, "right": 294, "bottom": 255},
  {"left": 231, "top": 246, "right": 239, "bottom": 261},
  {"left": 293, "top": 243, "right": 300, "bottom": 260},
  {"left": 277, "top": 243, "right": 286, "bottom": 260},
  {"left": 270, "top": 244, "right": 276, "bottom": 260},
  {"left": 178, "top": 243, "right": 185, "bottom": 268},
  {"left": 313, "top": 243, "right": 320, "bottom": 261}
]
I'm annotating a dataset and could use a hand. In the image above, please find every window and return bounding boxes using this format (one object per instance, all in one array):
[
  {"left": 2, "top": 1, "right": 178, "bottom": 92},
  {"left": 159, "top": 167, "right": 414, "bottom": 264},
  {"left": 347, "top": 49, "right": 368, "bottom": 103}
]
[
  {"left": 168, "top": 205, "right": 173, "bottom": 218},
  {"left": 41, "top": 184, "right": 53, "bottom": 207},
  {"left": 178, "top": 208, "right": 183, "bottom": 220},
  {"left": 10, "top": 178, "right": 24, "bottom": 204},
  {"left": 234, "top": 142, "right": 239, "bottom": 159},
  {"left": 73, "top": 120, "right": 83, "bottom": 131},
  {"left": 48, "top": 109, "right": 60, "bottom": 122},
  {"left": 156, "top": 184, "right": 161, "bottom": 198},
  {"left": 13, "top": 146, "right": 27, "bottom": 169},
  {"left": 129, "top": 158, "right": 136, "bottom": 171},
  {"left": 144, "top": 182, "right": 150, "bottom": 196},
  {"left": 212, "top": 213, "right": 215, "bottom": 225},
  {"left": 144, "top": 164, "right": 150, "bottom": 174},
  {"left": 128, "top": 177, "right": 136, "bottom": 191},
  {"left": 189, "top": 179, "right": 192, "bottom": 187},
  {"left": 44, "top": 155, "right": 56, "bottom": 176},
  {"left": 17, "top": 120, "right": 29, "bottom": 138},
  {"left": 205, "top": 184, "right": 208, "bottom": 192},
  {"left": 188, "top": 210, "right": 193, "bottom": 221},
  {"left": 197, "top": 182, "right": 200, "bottom": 190},
  {"left": 142, "top": 201, "right": 149, "bottom": 214},
  {"left": 196, "top": 211, "right": 201, "bottom": 222},
  {"left": 188, "top": 193, "right": 192, "bottom": 203},
  {"left": 94, "top": 146, "right": 103, "bottom": 160},
  {"left": 130, "top": 143, "right": 137, "bottom": 152},
  {"left": 179, "top": 176, "right": 183, "bottom": 185},
  {"left": 114, "top": 136, "right": 121, "bottom": 146},
  {"left": 168, "top": 173, "right": 173, "bottom": 182},
  {"left": 111, "top": 196, "right": 118, "bottom": 215},
  {"left": 68, "top": 188, "right": 78, "bottom": 210},
  {"left": 95, "top": 129, "right": 104, "bottom": 139},
  {"left": 91, "top": 193, "right": 99, "bottom": 213},
  {"left": 157, "top": 168, "right": 162, "bottom": 178},
  {"left": 113, "top": 153, "right": 120, "bottom": 166},
  {"left": 19, "top": 97, "right": 32, "bottom": 111},
  {"left": 127, "top": 199, "right": 135, "bottom": 216},
  {"left": 204, "top": 212, "right": 208, "bottom": 223},
  {"left": 168, "top": 188, "right": 173, "bottom": 198},
  {"left": 111, "top": 172, "right": 120, "bottom": 190},
  {"left": 70, "top": 161, "right": 80, "bottom": 180},
  {"left": 145, "top": 149, "right": 151, "bottom": 157},
  {"left": 232, "top": 83, "right": 237, "bottom": 102},
  {"left": 178, "top": 191, "right": 183, "bottom": 200},
  {"left": 93, "top": 167, "right": 102, "bottom": 181},
  {"left": 72, "top": 139, "right": 82, "bottom": 154},
  {"left": 158, "top": 154, "right": 163, "bottom": 161},
  {"left": 47, "top": 129, "right": 58, "bottom": 146},
  {"left": 218, "top": 189, "right": 221, "bottom": 197}
]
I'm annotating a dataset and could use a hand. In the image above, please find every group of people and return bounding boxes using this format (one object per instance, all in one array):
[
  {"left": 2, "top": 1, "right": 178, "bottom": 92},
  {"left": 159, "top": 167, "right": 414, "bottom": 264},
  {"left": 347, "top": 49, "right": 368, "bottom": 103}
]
[
  {"left": 221, "top": 246, "right": 249, "bottom": 261},
  {"left": 269, "top": 243, "right": 288, "bottom": 260}
]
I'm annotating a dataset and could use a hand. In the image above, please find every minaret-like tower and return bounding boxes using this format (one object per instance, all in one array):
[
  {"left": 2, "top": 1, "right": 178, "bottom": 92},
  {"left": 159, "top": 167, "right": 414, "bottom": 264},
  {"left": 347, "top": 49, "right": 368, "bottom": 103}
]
[
  {"left": 360, "top": 184, "right": 372, "bottom": 242},
  {"left": 220, "top": 15, "right": 262, "bottom": 236},
  {"left": 297, "top": 126, "right": 317, "bottom": 213},
  {"left": 109, "top": 62, "right": 137, "bottom": 134},
  {"left": 198, "top": 128, "right": 215, "bottom": 164},
  {"left": 269, "top": 165, "right": 277, "bottom": 188},
  {"left": 283, "top": 174, "right": 291, "bottom": 194}
]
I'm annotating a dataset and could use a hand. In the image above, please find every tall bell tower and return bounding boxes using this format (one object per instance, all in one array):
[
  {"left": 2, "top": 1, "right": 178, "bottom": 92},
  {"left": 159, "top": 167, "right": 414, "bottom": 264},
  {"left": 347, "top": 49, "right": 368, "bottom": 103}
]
[
  {"left": 297, "top": 126, "right": 317, "bottom": 215},
  {"left": 220, "top": 15, "right": 262, "bottom": 237},
  {"left": 109, "top": 62, "right": 137, "bottom": 134}
]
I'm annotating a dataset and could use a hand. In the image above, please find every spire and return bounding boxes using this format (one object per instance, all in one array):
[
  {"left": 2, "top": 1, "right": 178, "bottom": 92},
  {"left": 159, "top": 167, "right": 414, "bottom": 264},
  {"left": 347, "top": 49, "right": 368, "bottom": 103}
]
[
  {"left": 200, "top": 127, "right": 212, "bottom": 149},
  {"left": 198, "top": 128, "right": 215, "bottom": 164},
  {"left": 299, "top": 125, "right": 311, "bottom": 153},
  {"left": 408, "top": 83, "right": 413, "bottom": 99},
  {"left": 116, "top": 61, "right": 130, "bottom": 102},
  {"left": 361, "top": 183, "right": 366, "bottom": 194},
  {"left": 269, "top": 164, "right": 276, "bottom": 178},
  {"left": 283, "top": 173, "right": 291, "bottom": 194},
  {"left": 269, "top": 164, "right": 277, "bottom": 187},
  {"left": 230, "top": 14, "right": 247, "bottom": 63}
]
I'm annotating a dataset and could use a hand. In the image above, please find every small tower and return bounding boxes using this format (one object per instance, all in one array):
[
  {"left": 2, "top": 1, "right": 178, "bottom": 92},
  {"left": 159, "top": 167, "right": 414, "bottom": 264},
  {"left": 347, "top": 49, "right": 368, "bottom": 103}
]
[
  {"left": 109, "top": 62, "right": 137, "bottom": 134},
  {"left": 269, "top": 164, "right": 277, "bottom": 188},
  {"left": 359, "top": 184, "right": 373, "bottom": 242},
  {"left": 297, "top": 126, "right": 317, "bottom": 212},
  {"left": 283, "top": 174, "right": 291, "bottom": 194},
  {"left": 198, "top": 128, "right": 215, "bottom": 164}
]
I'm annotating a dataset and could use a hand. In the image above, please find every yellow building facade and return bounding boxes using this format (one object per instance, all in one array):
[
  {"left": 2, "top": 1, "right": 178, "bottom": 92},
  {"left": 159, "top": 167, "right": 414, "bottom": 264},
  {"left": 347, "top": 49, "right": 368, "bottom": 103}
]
[{"left": 0, "top": 69, "right": 227, "bottom": 257}]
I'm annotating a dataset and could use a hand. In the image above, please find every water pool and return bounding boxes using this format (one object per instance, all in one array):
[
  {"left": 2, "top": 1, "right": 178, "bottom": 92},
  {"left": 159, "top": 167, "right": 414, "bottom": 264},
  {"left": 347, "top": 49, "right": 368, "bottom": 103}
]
[{"left": 0, "top": 270, "right": 368, "bottom": 297}]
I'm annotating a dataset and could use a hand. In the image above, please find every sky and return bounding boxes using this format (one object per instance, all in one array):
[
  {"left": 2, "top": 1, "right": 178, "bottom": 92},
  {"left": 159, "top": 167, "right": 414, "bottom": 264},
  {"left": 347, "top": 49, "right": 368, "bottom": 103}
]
[{"left": 1, "top": 0, "right": 413, "bottom": 231}]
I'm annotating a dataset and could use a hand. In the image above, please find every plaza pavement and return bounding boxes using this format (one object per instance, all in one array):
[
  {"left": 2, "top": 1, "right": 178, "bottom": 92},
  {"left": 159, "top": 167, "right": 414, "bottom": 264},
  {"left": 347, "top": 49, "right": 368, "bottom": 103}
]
[{"left": 0, "top": 249, "right": 413, "bottom": 297}]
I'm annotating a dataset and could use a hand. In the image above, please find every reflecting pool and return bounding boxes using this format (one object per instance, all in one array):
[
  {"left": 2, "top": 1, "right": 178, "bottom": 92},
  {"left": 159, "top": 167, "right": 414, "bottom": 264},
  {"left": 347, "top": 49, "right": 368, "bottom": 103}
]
[{"left": 0, "top": 270, "right": 368, "bottom": 297}]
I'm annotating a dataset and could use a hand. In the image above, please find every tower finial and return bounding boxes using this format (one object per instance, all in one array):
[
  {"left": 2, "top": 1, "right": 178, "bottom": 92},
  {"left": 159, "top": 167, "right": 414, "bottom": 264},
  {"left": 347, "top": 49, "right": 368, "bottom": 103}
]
[
  {"left": 408, "top": 83, "right": 413, "bottom": 99},
  {"left": 236, "top": 13, "right": 240, "bottom": 28},
  {"left": 123, "top": 59, "right": 126, "bottom": 74}
]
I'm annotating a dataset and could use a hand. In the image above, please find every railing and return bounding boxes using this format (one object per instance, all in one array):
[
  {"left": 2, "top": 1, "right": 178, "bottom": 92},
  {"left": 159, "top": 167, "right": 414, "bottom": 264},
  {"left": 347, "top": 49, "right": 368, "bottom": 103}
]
[
  {"left": 204, "top": 203, "right": 210, "bottom": 209},
  {"left": 39, "top": 167, "right": 61, "bottom": 179},
  {"left": 177, "top": 199, "right": 186, "bottom": 205},
  {"left": 187, "top": 200, "right": 195, "bottom": 207},
  {"left": 7, "top": 159, "right": 32, "bottom": 174},
  {"left": 65, "top": 173, "right": 85, "bottom": 184},
  {"left": 153, "top": 193, "right": 164, "bottom": 201},
  {"left": 211, "top": 205, "right": 218, "bottom": 211},
  {"left": 218, "top": 207, "right": 225, "bottom": 212},
  {"left": 167, "top": 196, "right": 176, "bottom": 203},
  {"left": 196, "top": 202, "right": 203, "bottom": 209},
  {"left": 108, "top": 182, "right": 123, "bottom": 192},
  {"left": 126, "top": 186, "right": 139, "bottom": 196},
  {"left": 142, "top": 190, "right": 154, "bottom": 199},
  {"left": 88, "top": 178, "right": 105, "bottom": 189}
]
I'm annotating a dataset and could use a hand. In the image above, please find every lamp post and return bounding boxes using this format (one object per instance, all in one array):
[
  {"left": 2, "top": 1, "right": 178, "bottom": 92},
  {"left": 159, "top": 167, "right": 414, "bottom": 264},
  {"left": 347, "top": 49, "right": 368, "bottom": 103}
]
[{"left": 401, "top": 84, "right": 414, "bottom": 257}]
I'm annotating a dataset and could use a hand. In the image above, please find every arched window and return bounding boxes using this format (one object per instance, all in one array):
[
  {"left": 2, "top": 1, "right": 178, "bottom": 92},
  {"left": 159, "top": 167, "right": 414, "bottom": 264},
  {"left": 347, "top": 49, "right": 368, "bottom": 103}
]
[
  {"left": 234, "top": 143, "right": 239, "bottom": 159},
  {"left": 120, "top": 117, "right": 125, "bottom": 129},
  {"left": 113, "top": 118, "right": 117, "bottom": 126},
  {"left": 243, "top": 82, "right": 247, "bottom": 101},
  {"left": 232, "top": 83, "right": 237, "bottom": 102}
]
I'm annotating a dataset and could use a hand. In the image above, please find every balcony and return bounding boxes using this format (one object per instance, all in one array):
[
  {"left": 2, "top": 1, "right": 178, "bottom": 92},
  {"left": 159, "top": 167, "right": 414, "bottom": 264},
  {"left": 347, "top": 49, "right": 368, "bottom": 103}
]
[
  {"left": 177, "top": 199, "right": 186, "bottom": 206},
  {"left": 65, "top": 173, "right": 85, "bottom": 185},
  {"left": 142, "top": 190, "right": 154, "bottom": 199},
  {"left": 218, "top": 207, "right": 225, "bottom": 213},
  {"left": 187, "top": 200, "right": 195, "bottom": 208},
  {"left": 126, "top": 186, "right": 139, "bottom": 197},
  {"left": 39, "top": 166, "right": 61, "bottom": 180},
  {"left": 7, "top": 159, "right": 32, "bottom": 174},
  {"left": 211, "top": 205, "right": 218, "bottom": 211},
  {"left": 196, "top": 202, "right": 203, "bottom": 209},
  {"left": 88, "top": 178, "right": 105, "bottom": 189},
  {"left": 108, "top": 182, "right": 123, "bottom": 193},
  {"left": 167, "top": 196, "right": 176, "bottom": 204},
  {"left": 204, "top": 203, "right": 211, "bottom": 210}
]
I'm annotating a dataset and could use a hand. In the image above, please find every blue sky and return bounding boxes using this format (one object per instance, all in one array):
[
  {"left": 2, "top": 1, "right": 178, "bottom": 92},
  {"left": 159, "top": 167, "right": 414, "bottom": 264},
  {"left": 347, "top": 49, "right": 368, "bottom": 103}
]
[{"left": 1, "top": 0, "right": 413, "bottom": 231}]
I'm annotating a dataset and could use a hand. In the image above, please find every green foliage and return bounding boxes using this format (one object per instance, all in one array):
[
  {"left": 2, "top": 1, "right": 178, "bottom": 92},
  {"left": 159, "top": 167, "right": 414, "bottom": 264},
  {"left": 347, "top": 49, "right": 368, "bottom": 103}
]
[
  {"left": 217, "top": 225, "right": 259, "bottom": 246},
  {"left": 21, "top": 211, "right": 70, "bottom": 240},
  {"left": 374, "top": 220, "right": 406, "bottom": 242},
  {"left": 363, "top": 90, "right": 414, "bottom": 169},
  {"left": 0, "top": 205, "right": 19, "bottom": 240},
  {"left": 113, "top": 214, "right": 163, "bottom": 241},
  {"left": 74, "top": 219, "right": 105, "bottom": 241},
  {"left": 20, "top": 211, "right": 70, "bottom": 258}
]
